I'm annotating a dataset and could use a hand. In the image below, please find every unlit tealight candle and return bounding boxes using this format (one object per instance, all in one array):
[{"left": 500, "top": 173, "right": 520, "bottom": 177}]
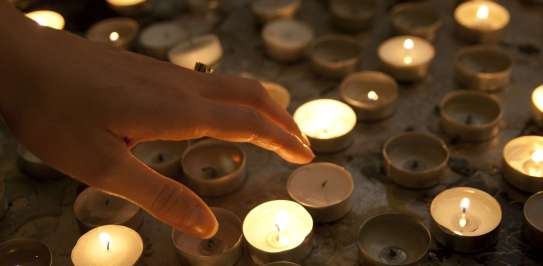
[
  {"left": 262, "top": 19, "right": 314, "bottom": 62},
  {"left": 139, "top": 22, "right": 189, "bottom": 59},
  {"left": 169, "top": 34, "right": 223, "bottom": 69}
]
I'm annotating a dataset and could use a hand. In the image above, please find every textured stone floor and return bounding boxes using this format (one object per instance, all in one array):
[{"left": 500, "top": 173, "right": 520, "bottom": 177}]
[{"left": 2, "top": 0, "right": 543, "bottom": 265}]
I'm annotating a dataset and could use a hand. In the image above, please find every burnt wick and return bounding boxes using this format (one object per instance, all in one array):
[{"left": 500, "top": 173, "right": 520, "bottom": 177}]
[
  {"left": 105, "top": 199, "right": 110, "bottom": 207},
  {"left": 465, "top": 114, "right": 473, "bottom": 125},
  {"left": 321, "top": 180, "right": 328, "bottom": 188},
  {"left": 202, "top": 167, "right": 219, "bottom": 179}
]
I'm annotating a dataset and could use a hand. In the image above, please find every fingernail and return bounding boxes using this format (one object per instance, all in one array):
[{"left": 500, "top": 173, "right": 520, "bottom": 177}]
[
  {"left": 302, "top": 143, "right": 315, "bottom": 160},
  {"left": 301, "top": 133, "right": 311, "bottom": 147}
]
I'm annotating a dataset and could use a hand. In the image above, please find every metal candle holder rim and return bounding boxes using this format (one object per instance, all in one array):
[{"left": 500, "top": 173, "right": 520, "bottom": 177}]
[
  {"left": 439, "top": 90, "right": 503, "bottom": 129},
  {"left": 524, "top": 191, "right": 543, "bottom": 232},
  {"left": 286, "top": 162, "right": 354, "bottom": 209},
  {"left": 391, "top": 2, "right": 442, "bottom": 31},
  {"left": 356, "top": 211, "right": 431, "bottom": 266},
  {"left": 502, "top": 135, "right": 543, "bottom": 178},
  {"left": 307, "top": 35, "right": 361, "bottom": 67},
  {"left": 0, "top": 238, "right": 53, "bottom": 266},
  {"left": 382, "top": 132, "right": 450, "bottom": 175},
  {"left": 339, "top": 71, "right": 399, "bottom": 108},
  {"left": 455, "top": 45, "right": 512, "bottom": 78}
]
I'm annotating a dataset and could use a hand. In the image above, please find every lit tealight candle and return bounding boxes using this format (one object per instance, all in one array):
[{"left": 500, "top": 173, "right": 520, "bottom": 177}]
[
  {"left": 503, "top": 136, "right": 543, "bottom": 193},
  {"left": 71, "top": 225, "right": 143, "bottom": 266},
  {"left": 139, "top": 22, "right": 189, "bottom": 59},
  {"left": 26, "top": 10, "right": 65, "bottom": 30},
  {"left": 168, "top": 34, "right": 223, "bottom": 70},
  {"left": 86, "top": 18, "right": 139, "bottom": 50},
  {"left": 430, "top": 187, "right": 502, "bottom": 253},
  {"left": 454, "top": 0, "right": 510, "bottom": 43},
  {"left": 243, "top": 200, "right": 313, "bottom": 264},
  {"left": 293, "top": 99, "right": 357, "bottom": 153},
  {"left": 378, "top": 35, "right": 435, "bottom": 82},
  {"left": 531, "top": 85, "right": 543, "bottom": 128},
  {"left": 106, "top": 0, "right": 147, "bottom": 16}
]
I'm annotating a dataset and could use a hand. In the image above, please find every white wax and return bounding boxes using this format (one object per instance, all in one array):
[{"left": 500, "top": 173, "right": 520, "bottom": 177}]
[
  {"left": 431, "top": 187, "right": 501, "bottom": 237},
  {"left": 454, "top": 0, "right": 509, "bottom": 31},
  {"left": 262, "top": 19, "right": 313, "bottom": 53},
  {"left": 504, "top": 136, "right": 543, "bottom": 178},
  {"left": 71, "top": 225, "right": 143, "bottom": 266},
  {"left": 378, "top": 35, "right": 434, "bottom": 67},
  {"left": 106, "top": 0, "right": 145, "bottom": 7},
  {"left": 261, "top": 81, "right": 291, "bottom": 109},
  {"left": 293, "top": 99, "right": 357, "bottom": 140},
  {"left": 168, "top": 34, "right": 223, "bottom": 69},
  {"left": 532, "top": 85, "right": 543, "bottom": 112},
  {"left": 243, "top": 200, "right": 312, "bottom": 253},
  {"left": 139, "top": 22, "right": 189, "bottom": 58},
  {"left": 26, "top": 10, "right": 65, "bottom": 30}
]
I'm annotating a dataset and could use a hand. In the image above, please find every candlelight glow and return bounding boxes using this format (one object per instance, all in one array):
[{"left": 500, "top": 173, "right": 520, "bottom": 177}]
[
  {"left": 531, "top": 150, "right": 543, "bottom": 163},
  {"left": 476, "top": 5, "right": 489, "bottom": 20},
  {"left": 367, "top": 91, "right": 379, "bottom": 101},
  {"left": 106, "top": 0, "right": 146, "bottom": 7},
  {"left": 523, "top": 148, "right": 543, "bottom": 177},
  {"left": 272, "top": 211, "right": 290, "bottom": 247},
  {"left": 403, "top": 38, "right": 414, "bottom": 50},
  {"left": 294, "top": 99, "right": 357, "bottom": 140},
  {"left": 26, "top": 10, "right": 65, "bottom": 30},
  {"left": 109, "top": 31, "right": 120, "bottom": 42},
  {"left": 99, "top": 232, "right": 112, "bottom": 251},
  {"left": 532, "top": 85, "right": 543, "bottom": 112},
  {"left": 460, "top": 197, "right": 470, "bottom": 212}
]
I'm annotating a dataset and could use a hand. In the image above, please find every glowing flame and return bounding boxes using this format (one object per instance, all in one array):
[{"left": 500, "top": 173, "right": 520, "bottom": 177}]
[
  {"left": 367, "top": 91, "right": 379, "bottom": 101},
  {"left": 403, "top": 38, "right": 414, "bottom": 50},
  {"left": 476, "top": 5, "right": 489, "bottom": 20},
  {"left": 109, "top": 31, "right": 120, "bottom": 42},
  {"left": 531, "top": 150, "right": 543, "bottom": 163},
  {"left": 460, "top": 197, "right": 470, "bottom": 211},
  {"left": 274, "top": 211, "right": 289, "bottom": 246},
  {"left": 99, "top": 232, "right": 112, "bottom": 251}
]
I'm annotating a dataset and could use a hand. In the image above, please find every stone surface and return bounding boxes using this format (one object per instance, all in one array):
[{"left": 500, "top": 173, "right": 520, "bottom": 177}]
[{"left": 1, "top": 0, "right": 543, "bottom": 265}]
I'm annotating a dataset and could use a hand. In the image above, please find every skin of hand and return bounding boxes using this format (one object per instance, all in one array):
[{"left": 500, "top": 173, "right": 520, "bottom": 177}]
[{"left": 0, "top": 3, "right": 314, "bottom": 239}]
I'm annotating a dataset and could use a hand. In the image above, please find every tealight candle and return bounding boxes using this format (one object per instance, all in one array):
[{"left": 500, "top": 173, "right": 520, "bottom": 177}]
[
  {"left": 383, "top": 132, "right": 449, "bottom": 188},
  {"left": 181, "top": 139, "right": 246, "bottom": 197},
  {"left": 262, "top": 19, "right": 314, "bottom": 62},
  {"left": 391, "top": 2, "right": 442, "bottom": 41},
  {"left": 293, "top": 99, "right": 357, "bottom": 154},
  {"left": 251, "top": 0, "right": 301, "bottom": 23},
  {"left": 439, "top": 91, "right": 502, "bottom": 142},
  {"left": 523, "top": 191, "right": 543, "bottom": 249},
  {"left": 168, "top": 34, "right": 223, "bottom": 69},
  {"left": 454, "top": 0, "right": 510, "bottom": 43},
  {"left": 17, "top": 145, "right": 65, "bottom": 180},
  {"left": 71, "top": 225, "right": 143, "bottom": 266},
  {"left": 243, "top": 200, "right": 313, "bottom": 265},
  {"left": 73, "top": 187, "right": 142, "bottom": 231},
  {"left": 532, "top": 85, "right": 543, "bottom": 128},
  {"left": 378, "top": 35, "right": 435, "bottom": 82},
  {"left": 503, "top": 136, "right": 543, "bottom": 193},
  {"left": 131, "top": 140, "right": 188, "bottom": 178},
  {"left": 106, "top": 0, "right": 148, "bottom": 16},
  {"left": 0, "top": 239, "right": 52, "bottom": 266},
  {"left": 287, "top": 163, "right": 353, "bottom": 223},
  {"left": 86, "top": 18, "right": 139, "bottom": 50},
  {"left": 330, "top": 0, "right": 376, "bottom": 32},
  {"left": 261, "top": 81, "right": 291, "bottom": 109},
  {"left": 339, "top": 71, "right": 399, "bottom": 121},
  {"left": 172, "top": 207, "right": 242, "bottom": 266},
  {"left": 430, "top": 187, "right": 502, "bottom": 253},
  {"left": 25, "top": 10, "right": 65, "bottom": 30},
  {"left": 139, "top": 22, "right": 189, "bottom": 59},
  {"left": 357, "top": 212, "right": 431, "bottom": 266},
  {"left": 454, "top": 45, "right": 512, "bottom": 92},
  {"left": 308, "top": 35, "right": 361, "bottom": 79}
]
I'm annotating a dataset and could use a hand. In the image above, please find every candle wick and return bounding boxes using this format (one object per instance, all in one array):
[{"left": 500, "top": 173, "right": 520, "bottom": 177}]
[
  {"left": 465, "top": 115, "right": 473, "bottom": 125},
  {"left": 105, "top": 199, "right": 110, "bottom": 207},
  {"left": 107, "top": 241, "right": 110, "bottom": 252},
  {"left": 389, "top": 248, "right": 397, "bottom": 258},
  {"left": 157, "top": 153, "right": 165, "bottom": 162},
  {"left": 410, "top": 160, "right": 419, "bottom": 170},
  {"left": 321, "top": 180, "right": 328, "bottom": 189}
]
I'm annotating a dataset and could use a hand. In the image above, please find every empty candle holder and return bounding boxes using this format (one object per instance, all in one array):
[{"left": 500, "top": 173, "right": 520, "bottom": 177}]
[
  {"left": 308, "top": 35, "right": 361, "bottom": 79},
  {"left": 378, "top": 36, "right": 435, "bottom": 82},
  {"left": 439, "top": 91, "right": 502, "bottom": 142},
  {"left": 531, "top": 85, "right": 543, "bottom": 128},
  {"left": 330, "top": 0, "right": 376, "bottom": 32},
  {"left": 523, "top": 191, "right": 543, "bottom": 249},
  {"left": 172, "top": 207, "right": 243, "bottom": 266},
  {"left": 293, "top": 99, "right": 357, "bottom": 154},
  {"left": 86, "top": 17, "right": 139, "bottom": 50},
  {"left": 454, "top": 0, "right": 510, "bottom": 44},
  {"left": 287, "top": 163, "right": 353, "bottom": 223},
  {"left": 339, "top": 71, "right": 399, "bottom": 122},
  {"left": 74, "top": 187, "right": 142, "bottom": 232},
  {"left": 251, "top": 0, "right": 301, "bottom": 23},
  {"left": 454, "top": 45, "right": 512, "bottom": 92},
  {"left": 243, "top": 200, "right": 313, "bottom": 265},
  {"left": 383, "top": 132, "right": 449, "bottom": 189},
  {"left": 169, "top": 34, "right": 223, "bottom": 70},
  {"left": 391, "top": 2, "right": 442, "bottom": 41},
  {"left": 17, "top": 145, "right": 65, "bottom": 180},
  {"left": 181, "top": 139, "right": 247, "bottom": 197},
  {"left": 430, "top": 187, "right": 501, "bottom": 253},
  {"left": 132, "top": 140, "right": 189, "bottom": 179},
  {"left": 503, "top": 136, "right": 543, "bottom": 193},
  {"left": 138, "top": 22, "right": 189, "bottom": 60},
  {"left": 357, "top": 212, "right": 431, "bottom": 266},
  {"left": 262, "top": 19, "right": 314, "bottom": 62},
  {"left": 0, "top": 239, "right": 52, "bottom": 266}
]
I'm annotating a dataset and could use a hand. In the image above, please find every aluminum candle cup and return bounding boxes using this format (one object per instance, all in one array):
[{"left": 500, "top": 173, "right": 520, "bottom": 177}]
[
  {"left": 383, "top": 132, "right": 449, "bottom": 189},
  {"left": 339, "top": 71, "right": 399, "bottom": 122},
  {"left": 330, "top": 0, "right": 376, "bottom": 32},
  {"left": 251, "top": 0, "right": 301, "bottom": 23},
  {"left": 172, "top": 208, "right": 242, "bottom": 266},
  {"left": 287, "top": 163, "right": 353, "bottom": 223},
  {"left": 430, "top": 187, "right": 502, "bottom": 253},
  {"left": 293, "top": 99, "right": 357, "bottom": 154},
  {"left": 243, "top": 200, "right": 313, "bottom": 265},
  {"left": 391, "top": 3, "right": 442, "bottom": 41},
  {"left": 530, "top": 85, "right": 543, "bottom": 128},
  {"left": 0, "top": 239, "right": 52, "bottom": 266},
  {"left": 261, "top": 81, "right": 291, "bottom": 109},
  {"left": 503, "top": 136, "right": 543, "bottom": 193},
  {"left": 86, "top": 18, "right": 139, "bottom": 50},
  {"left": 357, "top": 212, "right": 430, "bottom": 266},
  {"left": 73, "top": 187, "right": 142, "bottom": 232},
  {"left": 106, "top": 0, "right": 148, "bottom": 16},
  {"left": 262, "top": 19, "right": 314, "bottom": 62},
  {"left": 132, "top": 140, "right": 188, "bottom": 178},
  {"left": 17, "top": 145, "right": 65, "bottom": 180},
  {"left": 181, "top": 139, "right": 246, "bottom": 197},
  {"left": 523, "top": 192, "right": 543, "bottom": 249},
  {"left": 25, "top": 10, "right": 65, "bottom": 30},
  {"left": 139, "top": 22, "right": 189, "bottom": 59},
  {"left": 169, "top": 34, "right": 223, "bottom": 69},
  {"left": 439, "top": 91, "right": 502, "bottom": 142},
  {"left": 378, "top": 36, "right": 435, "bottom": 82},
  {"left": 454, "top": 0, "right": 509, "bottom": 44},
  {"left": 455, "top": 45, "right": 512, "bottom": 92},
  {"left": 308, "top": 35, "right": 361, "bottom": 79}
]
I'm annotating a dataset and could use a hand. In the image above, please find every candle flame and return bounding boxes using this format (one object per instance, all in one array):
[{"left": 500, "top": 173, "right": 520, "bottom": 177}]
[
  {"left": 274, "top": 211, "right": 289, "bottom": 246},
  {"left": 403, "top": 38, "right": 414, "bottom": 50},
  {"left": 367, "top": 91, "right": 379, "bottom": 101},
  {"left": 460, "top": 197, "right": 470, "bottom": 212},
  {"left": 476, "top": 5, "right": 489, "bottom": 20},
  {"left": 109, "top": 31, "right": 120, "bottom": 42},
  {"left": 99, "top": 232, "right": 112, "bottom": 251},
  {"left": 531, "top": 150, "right": 543, "bottom": 163}
]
